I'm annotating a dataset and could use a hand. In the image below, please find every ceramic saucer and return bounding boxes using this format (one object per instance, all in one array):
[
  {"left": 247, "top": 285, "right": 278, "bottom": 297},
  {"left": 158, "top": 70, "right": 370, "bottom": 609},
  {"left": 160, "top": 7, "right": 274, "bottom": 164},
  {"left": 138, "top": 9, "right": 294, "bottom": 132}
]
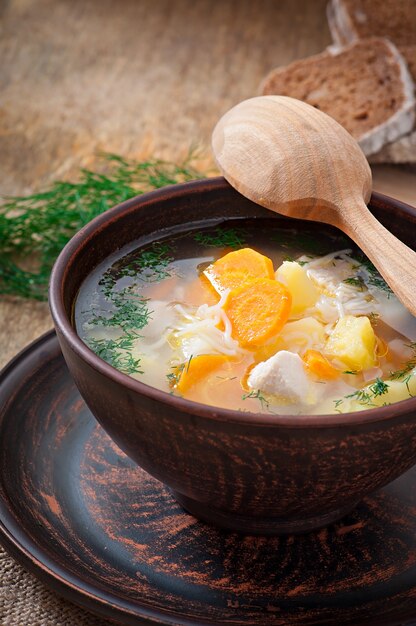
[{"left": 1, "top": 331, "right": 416, "bottom": 625}]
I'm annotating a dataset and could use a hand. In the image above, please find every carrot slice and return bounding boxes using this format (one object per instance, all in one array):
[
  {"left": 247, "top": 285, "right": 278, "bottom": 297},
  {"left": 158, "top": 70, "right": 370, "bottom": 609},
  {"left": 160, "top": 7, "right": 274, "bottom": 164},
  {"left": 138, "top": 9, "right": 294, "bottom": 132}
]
[
  {"left": 223, "top": 278, "right": 292, "bottom": 348},
  {"left": 204, "top": 248, "right": 275, "bottom": 294},
  {"left": 303, "top": 350, "right": 340, "bottom": 380},
  {"left": 175, "top": 354, "right": 232, "bottom": 394}
]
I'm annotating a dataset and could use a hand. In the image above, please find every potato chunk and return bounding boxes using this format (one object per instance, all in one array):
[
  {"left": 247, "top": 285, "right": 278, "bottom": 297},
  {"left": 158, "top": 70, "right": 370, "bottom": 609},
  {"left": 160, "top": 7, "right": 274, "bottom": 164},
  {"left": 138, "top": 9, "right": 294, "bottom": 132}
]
[
  {"left": 325, "top": 315, "right": 376, "bottom": 371},
  {"left": 275, "top": 261, "right": 319, "bottom": 315}
]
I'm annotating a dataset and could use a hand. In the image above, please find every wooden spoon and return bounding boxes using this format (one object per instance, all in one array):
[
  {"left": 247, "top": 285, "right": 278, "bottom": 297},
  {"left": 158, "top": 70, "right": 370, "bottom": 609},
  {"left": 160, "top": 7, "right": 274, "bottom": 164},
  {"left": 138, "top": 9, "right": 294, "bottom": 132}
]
[{"left": 212, "top": 95, "right": 416, "bottom": 315}]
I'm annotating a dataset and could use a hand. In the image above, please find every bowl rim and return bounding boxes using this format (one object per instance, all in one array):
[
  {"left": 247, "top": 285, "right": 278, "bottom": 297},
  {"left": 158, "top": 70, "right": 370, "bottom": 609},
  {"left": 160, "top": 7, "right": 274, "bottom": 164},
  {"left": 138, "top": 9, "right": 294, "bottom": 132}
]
[{"left": 49, "top": 176, "right": 416, "bottom": 429}]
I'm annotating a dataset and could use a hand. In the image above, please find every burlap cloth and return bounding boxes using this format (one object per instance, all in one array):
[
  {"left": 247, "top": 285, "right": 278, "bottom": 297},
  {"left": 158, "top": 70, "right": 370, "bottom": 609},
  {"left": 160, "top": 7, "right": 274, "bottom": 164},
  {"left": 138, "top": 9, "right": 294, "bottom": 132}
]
[{"left": 0, "top": 547, "right": 116, "bottom": 625}]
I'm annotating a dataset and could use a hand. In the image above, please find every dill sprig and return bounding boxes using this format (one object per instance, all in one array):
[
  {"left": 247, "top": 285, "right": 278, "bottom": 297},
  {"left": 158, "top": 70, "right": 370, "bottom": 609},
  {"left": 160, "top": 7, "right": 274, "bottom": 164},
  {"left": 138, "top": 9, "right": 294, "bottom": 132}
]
[
  {"left": 120, "top": 242, "right": 174, "bottom": 283},
  {"left": 369, "top": 378, "right": 390, "bottom": 397},
  {"left": 85, "top": 284, "right": 151, "bottom": 374},
  {"left": 344, "top": 389, "right": 376, "bottom": 407},
  {"left": 336, "top": 377, "right": 390, "bottom": 410},
  {"left": 194, "top": 227, "right": 247, "bottom": 249},
  {"left": 390, "top": 342, "right": 416, "bottom": 380},
  {"left": 90, "top": 289, "right": 151, "bottom": 332},
  {"left": 0, "top": 152, "right": 204, "bottom": 300},
  {"left": 356, "top": 255, "right": 393, "bottom": 296},
  {"left": 86, "top": 333, "right": 143, "bottom": 375},
  {"left": 343, "top": 276, "right": 365, "bottom": 290},
  {"left": 242, "top": 389, "right": 270, "bottom": 412},
  {"left": 166, "top": 355, "right": 193, "bottom": 390}
]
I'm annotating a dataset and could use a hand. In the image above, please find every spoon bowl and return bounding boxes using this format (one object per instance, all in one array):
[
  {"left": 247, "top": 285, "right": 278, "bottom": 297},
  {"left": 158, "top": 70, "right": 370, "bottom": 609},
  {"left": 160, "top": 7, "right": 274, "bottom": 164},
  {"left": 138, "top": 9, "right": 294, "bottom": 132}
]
[{"left": 212, "top": 96, "right": 416, "bottom": 314}]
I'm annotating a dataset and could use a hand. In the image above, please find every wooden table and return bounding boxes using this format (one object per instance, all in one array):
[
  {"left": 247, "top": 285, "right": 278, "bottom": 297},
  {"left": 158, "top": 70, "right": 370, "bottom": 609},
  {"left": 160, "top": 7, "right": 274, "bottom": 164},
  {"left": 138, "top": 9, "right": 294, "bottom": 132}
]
[{"left": 0, "top": 1, "right": 415, "bottom": 624}]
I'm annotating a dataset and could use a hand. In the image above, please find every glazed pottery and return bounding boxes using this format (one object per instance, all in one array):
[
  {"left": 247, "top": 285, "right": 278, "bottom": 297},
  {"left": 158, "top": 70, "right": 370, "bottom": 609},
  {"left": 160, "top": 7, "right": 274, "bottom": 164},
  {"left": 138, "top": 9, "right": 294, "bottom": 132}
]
[{"left": 49, "top": 177, "right": 416, "bottom": 534}]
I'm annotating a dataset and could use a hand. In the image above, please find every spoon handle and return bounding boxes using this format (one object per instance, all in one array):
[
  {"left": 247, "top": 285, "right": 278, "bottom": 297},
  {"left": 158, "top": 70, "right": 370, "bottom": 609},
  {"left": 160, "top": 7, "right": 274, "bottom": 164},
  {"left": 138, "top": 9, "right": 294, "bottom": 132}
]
[{"left": 342, "top": 201, "right": 416, "bottom": 316}]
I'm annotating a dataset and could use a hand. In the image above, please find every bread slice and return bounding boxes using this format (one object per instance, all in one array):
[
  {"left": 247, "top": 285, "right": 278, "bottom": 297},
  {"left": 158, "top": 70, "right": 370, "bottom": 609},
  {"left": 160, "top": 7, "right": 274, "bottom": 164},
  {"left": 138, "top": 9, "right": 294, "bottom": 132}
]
[
  {"left": 369, "top": 130, "right": 416, "bottom": 163},
  {"left": 327, "top": 0, "right": 416, "bottom": 162},
  {"left": 260, "top": 38, "right": 415, "bottom": 156},
  {"left": 327, "top": 0, "right": 416, "bottom": 82}
]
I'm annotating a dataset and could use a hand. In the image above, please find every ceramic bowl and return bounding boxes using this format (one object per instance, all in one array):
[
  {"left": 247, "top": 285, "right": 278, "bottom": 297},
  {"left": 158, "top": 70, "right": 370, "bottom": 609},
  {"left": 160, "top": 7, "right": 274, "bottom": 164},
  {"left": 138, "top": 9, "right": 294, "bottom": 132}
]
[{"left": 49, "top": 177, "right": 416, "bottom": 534}]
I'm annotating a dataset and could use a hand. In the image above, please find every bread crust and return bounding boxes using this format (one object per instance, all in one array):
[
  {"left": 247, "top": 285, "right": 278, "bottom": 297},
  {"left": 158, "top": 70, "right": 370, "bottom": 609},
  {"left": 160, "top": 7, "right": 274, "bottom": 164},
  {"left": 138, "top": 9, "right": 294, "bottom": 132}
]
[
  {"left": 260, "top": 38, "right": 415, "bottom": 156},
  {"left": 327, "top": 0, "right": 360, "bottom": 45},
  {"left": 327, "top": 0, "right": 416, "bottom": 162},
  {"left": 351, "top": 39, "right": 415, "bottom": 155}
]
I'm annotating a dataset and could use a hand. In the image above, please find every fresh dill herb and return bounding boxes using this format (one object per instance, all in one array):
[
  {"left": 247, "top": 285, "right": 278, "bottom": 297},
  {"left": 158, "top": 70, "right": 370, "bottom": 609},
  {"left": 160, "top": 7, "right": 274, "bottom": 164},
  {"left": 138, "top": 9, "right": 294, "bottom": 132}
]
[
  {"left": 368, "top": 312, "right": 380, "bottom": 326},
  {"left": 242, "top": 389, "right": 270, "bottom": 411},
  {"left": 356, "top": 255, "right": 392, "bottom": 296},
  {"left": 403, "top": 374, "right": 414, "bottom": 396},
  {"left": 166, "top": 355, "right": 193, "bottom": 389},
  {"left": 194, "top": 227, "right": 247, "bottom": 249},
  {"left": 340, "top": 377, "right": 390, "bottom": 408},
  {"left": 343, "top": 370, "right": 358, "bottom": 375},
  {"left": 345, "top": 389, "right": 376, "bottom": 407},
  {"left": 390, "top": 342, "right": 416, "bottom": 380},
  {"left": 91, "top": 290, "right": 151, "bottom": 331},
  {"left": 369, "top": 378, "right": 389, "bottom": 397},
  {"left": 343, "top": 276, "right": 365, "bottom": 290},
  {"left": 283, "top": 255, "right": 307, "bottom": 266},
  {"left": 86, "top": 282, "right": 152, "bottom": 372},
  {"left": 333, "top": 398, "right": 344, "bottom": 412},
  {"left": 166, "top": 366, "right": 183, "bottom": 388},
  {"left": 86, "top": 333, "right": 142, "bottom": 375},
  {"left": 0, "top": 152, "right": 204, "bottom": 300},
  {"left": 122, "top": 242, "right": 174, "bottom": 283}
]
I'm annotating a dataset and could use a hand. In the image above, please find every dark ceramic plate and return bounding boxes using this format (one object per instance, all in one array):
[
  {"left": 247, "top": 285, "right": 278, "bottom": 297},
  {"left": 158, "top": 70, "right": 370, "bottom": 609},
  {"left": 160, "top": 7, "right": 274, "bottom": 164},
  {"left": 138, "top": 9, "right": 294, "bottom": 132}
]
[{"left": 1, "top": 332, "right": 416, "bottom": 626}]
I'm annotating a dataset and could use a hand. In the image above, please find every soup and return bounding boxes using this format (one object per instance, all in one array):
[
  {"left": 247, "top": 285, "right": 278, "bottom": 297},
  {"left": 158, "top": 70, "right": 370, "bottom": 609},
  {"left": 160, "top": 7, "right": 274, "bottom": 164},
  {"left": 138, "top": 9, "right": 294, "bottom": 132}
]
[{"left": 75, "top": 218, "right": 416, "bottom": 415}]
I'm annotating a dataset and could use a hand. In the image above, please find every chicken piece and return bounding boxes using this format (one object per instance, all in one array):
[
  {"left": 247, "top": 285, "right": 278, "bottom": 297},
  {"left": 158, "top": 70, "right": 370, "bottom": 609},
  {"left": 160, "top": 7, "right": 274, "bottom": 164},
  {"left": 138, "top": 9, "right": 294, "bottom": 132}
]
[{"left": 248, "top": 350, "right": 321, "bottom": 405}]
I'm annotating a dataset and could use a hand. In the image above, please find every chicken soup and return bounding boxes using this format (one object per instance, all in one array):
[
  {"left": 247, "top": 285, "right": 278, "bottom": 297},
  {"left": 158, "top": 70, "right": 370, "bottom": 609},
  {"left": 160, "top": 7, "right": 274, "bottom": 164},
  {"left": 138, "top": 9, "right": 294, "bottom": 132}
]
[{"left": 75, "top": 219, "right": 416, "bottom": 415}]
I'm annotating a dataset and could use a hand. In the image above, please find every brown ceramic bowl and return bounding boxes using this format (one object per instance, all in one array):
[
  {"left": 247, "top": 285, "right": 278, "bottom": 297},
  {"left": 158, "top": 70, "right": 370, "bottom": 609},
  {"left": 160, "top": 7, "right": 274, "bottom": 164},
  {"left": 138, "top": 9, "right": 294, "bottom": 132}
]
[{"left": 49, "top": 177, "right": 416, "bottom": 534}]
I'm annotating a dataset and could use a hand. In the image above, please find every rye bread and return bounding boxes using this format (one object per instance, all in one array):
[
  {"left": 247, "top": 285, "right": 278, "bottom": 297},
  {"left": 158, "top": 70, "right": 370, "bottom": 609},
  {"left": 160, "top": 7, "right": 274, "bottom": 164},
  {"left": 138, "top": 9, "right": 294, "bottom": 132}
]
[
  {"left": 327, "top": 0, "right": 416, "bottom": 161},
  {"left": 327, "top": 0, "right": 416, "bottom": 82},
  {"left": 260, "top": 38, "right": 415, "bottom": 156}
]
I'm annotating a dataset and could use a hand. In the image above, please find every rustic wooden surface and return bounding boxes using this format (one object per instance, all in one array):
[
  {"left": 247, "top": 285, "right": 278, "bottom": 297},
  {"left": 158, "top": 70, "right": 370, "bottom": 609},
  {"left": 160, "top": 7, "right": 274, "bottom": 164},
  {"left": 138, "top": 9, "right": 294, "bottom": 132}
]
[{"left": 0, "top": 1, "right": 415, "bottom": 624}]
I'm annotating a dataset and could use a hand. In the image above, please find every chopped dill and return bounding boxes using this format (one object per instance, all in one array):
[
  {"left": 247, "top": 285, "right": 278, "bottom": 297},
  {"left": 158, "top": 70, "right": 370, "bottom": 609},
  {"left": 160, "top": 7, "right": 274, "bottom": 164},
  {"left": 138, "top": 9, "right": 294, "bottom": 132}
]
[
  {"left": 390, "top": 342, "right": 416, "bottom": 380},
  {"left": 166, "top": 366, "right": 183, "bottom": 388},
  {"left": 186, "top": 354, "right": 194, "bottom": 372},
  {"left": 356, "top": 255, "right": 392, "bottom": 296},
  {"left": 403, "top": 374, "right": 414, "bottom": 396},
  {"left": 194, "top": 227, "right": 247, "bottom": 249},
  {"left": 343, "top": 276, "right": 365, "bottom": 290},
  {"left": 0, "top": 152, "right": 204, "bottom": 300},
  {"left": 242, "top": 389, "right": 270, "bottom": 412},
  {"left": 166, "top": 355, "right": 193, "bottom": 389},
  {"left": 368, "top": 312, "right": 380, "bottom": 326},
  {"left": 121, "top": 242, "right": 174, "bottom": 283},
  {"left": 283, "top": 255, "right": 307, "bottom": 266},
  {"left": 86, "top": 282, "right": 152, "bottom": 372},
  {"left": 345, "top": 389, "right": 376, "bottom": 407},
  {"left": 369, "top": 378, "right": 389, "bottom": 397},
  {"left": 86, "top": 333, "right": 143, "bottom": 375},
  {"left": 343, "top": 370, "right": 358, "bottom": 375},
  {"left": 91, "top": 291, "right": 151, "bottom": 331},
  {"left": 333, "top": 398, "right": 344, "bottom": 412},
  {"left": 338, "top": 377, "right": 390, "bottom": 408}
]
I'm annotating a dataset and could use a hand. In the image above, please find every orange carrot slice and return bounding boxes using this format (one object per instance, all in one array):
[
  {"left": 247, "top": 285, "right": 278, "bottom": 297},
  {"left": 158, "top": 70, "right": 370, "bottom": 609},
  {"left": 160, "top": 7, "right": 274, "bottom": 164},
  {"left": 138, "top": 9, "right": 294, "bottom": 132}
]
[
  {"left": 175, "top": 354, "right": 232, "bottom": 394},
  {"left": 204, "top": 248, "right": 275, "bottom": 294},
  {"left": 223, "top": 278, "right": 292, "bottom": 348},
  {"left": 303, "top": 350, "right": 340, "bottom": 380}
]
